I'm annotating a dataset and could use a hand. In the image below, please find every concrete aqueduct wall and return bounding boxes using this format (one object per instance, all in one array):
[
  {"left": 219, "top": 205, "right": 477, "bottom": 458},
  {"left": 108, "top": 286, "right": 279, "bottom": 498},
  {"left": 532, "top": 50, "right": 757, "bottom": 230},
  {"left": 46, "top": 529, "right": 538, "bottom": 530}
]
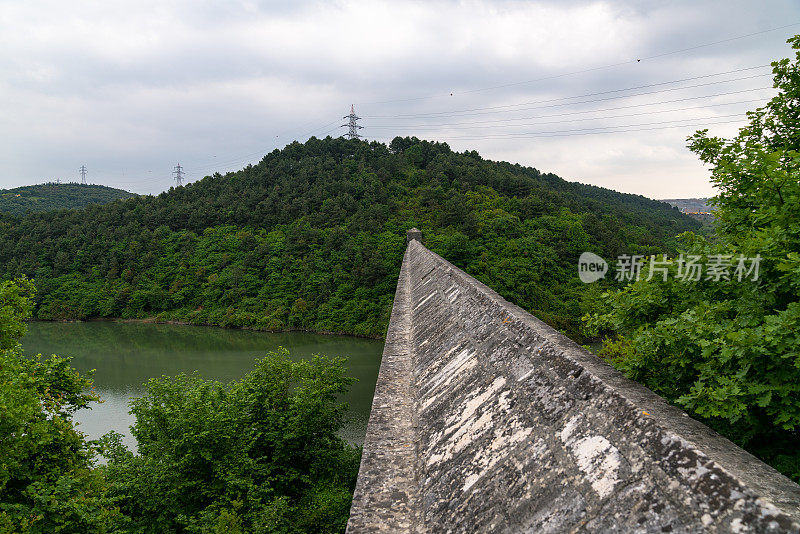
[{"left": 346, "top": 230, "right": 800, "bottom": 533}]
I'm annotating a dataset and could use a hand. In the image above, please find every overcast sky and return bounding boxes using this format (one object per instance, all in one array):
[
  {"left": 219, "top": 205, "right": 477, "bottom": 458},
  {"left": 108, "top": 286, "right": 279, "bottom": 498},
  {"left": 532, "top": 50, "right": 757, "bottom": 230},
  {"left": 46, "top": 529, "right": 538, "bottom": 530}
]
[{"left": 1, "top": 0, "right": 799, "bottom": 199}]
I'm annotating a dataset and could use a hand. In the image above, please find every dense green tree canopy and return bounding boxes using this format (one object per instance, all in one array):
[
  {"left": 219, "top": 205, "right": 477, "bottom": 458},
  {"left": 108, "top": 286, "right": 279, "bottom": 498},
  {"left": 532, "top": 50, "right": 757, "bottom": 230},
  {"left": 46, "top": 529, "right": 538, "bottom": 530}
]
[
  {"left": 0, "top": 137, "right": 696, "bottom": 341},
  {"left": 0, "top": 184, "right": 135, "bottom": 216},
  {"left": 585, "top": 36, "right": 800, "bottom": 482}
]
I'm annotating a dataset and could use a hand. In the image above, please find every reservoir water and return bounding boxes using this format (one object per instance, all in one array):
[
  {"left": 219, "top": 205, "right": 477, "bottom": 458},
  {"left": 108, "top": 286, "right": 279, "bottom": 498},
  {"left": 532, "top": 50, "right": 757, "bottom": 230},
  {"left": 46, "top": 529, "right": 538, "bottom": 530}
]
[{"left": 22, "top": 321, "right": 384, "bottom": 452}]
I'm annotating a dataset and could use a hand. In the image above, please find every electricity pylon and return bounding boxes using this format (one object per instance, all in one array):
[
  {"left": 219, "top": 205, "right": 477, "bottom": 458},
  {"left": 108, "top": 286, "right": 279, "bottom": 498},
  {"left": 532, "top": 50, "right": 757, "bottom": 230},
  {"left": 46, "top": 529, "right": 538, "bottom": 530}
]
[
  {"left": 342, "top": 104, "right": 363, "bottom": 139},
  {"left": 173, "top": 163, "right": 185, "bottom": 186}
]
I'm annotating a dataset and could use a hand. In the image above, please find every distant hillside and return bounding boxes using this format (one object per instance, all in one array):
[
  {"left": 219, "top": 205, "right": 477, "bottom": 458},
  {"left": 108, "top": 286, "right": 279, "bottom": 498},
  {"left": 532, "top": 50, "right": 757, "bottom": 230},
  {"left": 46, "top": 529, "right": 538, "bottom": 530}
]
[
  {"left": 0, "top": 183, "right": 136, "bottom": 215},
  {"left": 0, "top": 137, "right": 700, "bottom": 340},
  {"left": 660, "top": 198, "right": 716, "bottom": 223},
  {"left": 660, "top": 197, "right": 714, "bottom": 213}
]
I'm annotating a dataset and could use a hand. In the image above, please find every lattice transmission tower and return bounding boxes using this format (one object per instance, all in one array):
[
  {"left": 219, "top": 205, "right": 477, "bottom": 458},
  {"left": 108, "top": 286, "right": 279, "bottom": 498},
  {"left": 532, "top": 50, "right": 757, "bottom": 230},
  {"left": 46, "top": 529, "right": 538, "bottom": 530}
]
[
  {"left": 173, "top": 163, "right": 185, "bottom": 186},
  {"left": 342, "top": 104, "right": 363, "bottom": 139},
  {"left": 80, "top": 165, "right": 87, "bottom": 184}
]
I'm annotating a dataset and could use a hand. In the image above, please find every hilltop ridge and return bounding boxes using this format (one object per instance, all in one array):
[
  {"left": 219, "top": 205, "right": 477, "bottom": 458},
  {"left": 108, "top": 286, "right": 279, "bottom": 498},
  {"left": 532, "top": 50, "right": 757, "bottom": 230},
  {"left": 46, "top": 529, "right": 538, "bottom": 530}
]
[
  {"left": 0, "top": 136, "right": 699, "bottom": 339},
  {"left": 0, "top": 183, "right": 136, "bottom": 215}
]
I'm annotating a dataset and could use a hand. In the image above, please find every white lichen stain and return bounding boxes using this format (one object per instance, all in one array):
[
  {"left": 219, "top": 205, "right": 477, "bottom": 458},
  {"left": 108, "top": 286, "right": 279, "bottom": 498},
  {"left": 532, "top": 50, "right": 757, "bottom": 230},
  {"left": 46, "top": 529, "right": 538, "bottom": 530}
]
[
  {"left": 420, "top": 349, "right": 477, "bottom": 410},
  {"left": 559, "top": 415, "right": 581, "bottom": 442},
  {"left": 446, "top": 377, "right": 507, "bottom": 432},
  {"left": 559, "top": 416, "right": 623, "bottom": 499},
  {"left": 425, "top": 377, "right": 507, "bottom": 465},
  {"left": 570, "top": 436, "right": 623, "bottom": 499},
  {"left": 461, "top": 473, "right": 480, "bottom": 492},
  {"left": 755, "top": 498, "right": 775, "bottom": 514},
  {"left": 443, "top": 411, "right": 494, "bottom": 462},
  {"left": 461, "top": 414, "right": 533, "bottom": 493}
]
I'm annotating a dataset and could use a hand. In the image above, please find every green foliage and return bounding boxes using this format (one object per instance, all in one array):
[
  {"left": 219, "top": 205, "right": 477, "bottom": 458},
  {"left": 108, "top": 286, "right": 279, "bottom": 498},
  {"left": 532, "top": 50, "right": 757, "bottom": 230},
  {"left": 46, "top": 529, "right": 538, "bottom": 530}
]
[
  {"left": 0, "top": 279, "right": 361, "bottom": 532},
  {"left": 585, "top": 36, "right": 800, "bottom": 481},
  {"left": 0, "top": 279, "right": 123, "bottom": 532},
  {"left": 0, "top": 183, "right": 135, "bottom": 216},
  {"left": 0, "top": 278, "right": 35, "bottom": 350},
  {"left": 0, "top": 137, "right": 696, "bottom": 341},
  {"left": 102, "top": 348, "right": 360, "bottom": 533}
]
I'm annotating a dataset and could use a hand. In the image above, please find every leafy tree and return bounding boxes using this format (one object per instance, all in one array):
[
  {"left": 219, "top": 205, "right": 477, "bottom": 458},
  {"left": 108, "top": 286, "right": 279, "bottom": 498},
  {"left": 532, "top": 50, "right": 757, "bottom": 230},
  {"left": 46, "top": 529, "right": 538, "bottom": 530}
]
[
  {"left": 585, "top": 36, "right": 800, "bottom": 481},
  {"left": 102, "top": 349, "right": 360, "bottom": 533},
  {"left": 0, "top": 279, "right": 362, "bottom": 532},
  {"left": 0, "top": 278, "right": 123, "bottom": 532}
]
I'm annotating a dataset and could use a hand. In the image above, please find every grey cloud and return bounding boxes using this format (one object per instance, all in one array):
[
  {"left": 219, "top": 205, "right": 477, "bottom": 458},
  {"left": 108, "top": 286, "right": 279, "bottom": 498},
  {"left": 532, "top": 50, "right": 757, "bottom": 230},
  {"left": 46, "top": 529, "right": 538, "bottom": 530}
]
[{"left": 1, "top": 0, "right": 799, "bottom": 197}]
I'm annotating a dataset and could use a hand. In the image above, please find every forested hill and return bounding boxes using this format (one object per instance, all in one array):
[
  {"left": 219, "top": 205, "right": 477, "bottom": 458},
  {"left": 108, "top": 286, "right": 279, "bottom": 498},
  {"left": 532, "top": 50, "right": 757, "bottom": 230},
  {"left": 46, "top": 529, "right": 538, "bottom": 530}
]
[
  {"left": 0, "top": 136, "right": 698, "bottom": 339},
  {"left": 0, "top": 183, "right": 136, "bottom": 215}
]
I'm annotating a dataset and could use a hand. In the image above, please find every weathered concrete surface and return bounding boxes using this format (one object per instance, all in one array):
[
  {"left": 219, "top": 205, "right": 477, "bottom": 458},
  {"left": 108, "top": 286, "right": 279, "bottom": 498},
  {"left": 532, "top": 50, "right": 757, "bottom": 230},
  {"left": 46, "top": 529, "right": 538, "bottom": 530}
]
[
  {"left": 347, "top": 236, "right": 800, "bottom": 533},
  {"left": 347, "top": 244, "right": 422, "bottom": 533},
  {"left": 406, "top": 227, "right": 422, "bottom": 245}
]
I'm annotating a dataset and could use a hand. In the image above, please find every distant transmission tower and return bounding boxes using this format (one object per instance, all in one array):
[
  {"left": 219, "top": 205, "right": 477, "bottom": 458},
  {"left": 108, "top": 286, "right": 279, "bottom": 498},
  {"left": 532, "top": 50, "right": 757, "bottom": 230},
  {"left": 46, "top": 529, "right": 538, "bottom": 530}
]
[
  {"left": 79, "top": 165, "right": 87, "bottom": 184},
  {"left": 341, "top": 104, "right": 363, "bottom": 139},
  {"left": 173, "top": 163, "right": 185, "bottom": 186}
]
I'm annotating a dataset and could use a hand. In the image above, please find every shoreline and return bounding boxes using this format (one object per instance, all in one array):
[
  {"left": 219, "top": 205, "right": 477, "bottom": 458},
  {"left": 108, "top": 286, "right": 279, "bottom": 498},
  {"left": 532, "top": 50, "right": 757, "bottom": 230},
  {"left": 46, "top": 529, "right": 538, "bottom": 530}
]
[{"left": 27, "top": 317, "right": 385, "bottom": 341}]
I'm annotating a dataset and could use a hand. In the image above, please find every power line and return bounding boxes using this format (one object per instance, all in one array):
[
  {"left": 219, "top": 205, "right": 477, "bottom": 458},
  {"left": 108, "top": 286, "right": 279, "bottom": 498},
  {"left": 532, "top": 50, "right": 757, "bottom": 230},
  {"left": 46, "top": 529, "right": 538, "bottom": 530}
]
[
  {"left": 177, "top": 33, "right": 786, "bottom": 182},
  {"left": 364, "top": 70, "right": 773, "bottom": 120},
  {"left": 357, "top": 22, "right": 800, "bottom": 105},
  {"left": 172, "top": 88, "right": 767, "bottom": 183},
  {"left": 118, "top": 46, "right": 783, "bottom": 187},
  {"left": 364, "top": 99, "right": 765, "bottom": 131},
  {"left": 90, "top": 88, "right": 769, "bottom": 190},
  {"left": 368, "top": 84, "right": 774, "bottom": 125},
  {"left": 117, "top": 79, "right": 770, "bottom": 188},
  {"left": 292, "top": 119, "right": 345, "bottom": 144},
  {"left": 367, "top": 117, "right": 746, "bottom": 143},
  {"left": 76, "top": 26, "right": 794, "bottom": 191},
  {"left": 438, "top": 116, "right": 747, "bottom": 140},
  {"left": 643, "top": 23, "right": 800, "bottom": 61}
]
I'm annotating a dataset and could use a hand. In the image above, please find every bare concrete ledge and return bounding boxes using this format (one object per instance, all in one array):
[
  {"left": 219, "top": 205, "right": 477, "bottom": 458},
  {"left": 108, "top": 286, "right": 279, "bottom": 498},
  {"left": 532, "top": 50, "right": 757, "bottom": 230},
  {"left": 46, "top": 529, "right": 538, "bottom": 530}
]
[
  {"left": 346, "top": 245, "right": 421, "bottom": 533},
  {"left": 347, "top": 236, "right": 800, "bottom": 533}
]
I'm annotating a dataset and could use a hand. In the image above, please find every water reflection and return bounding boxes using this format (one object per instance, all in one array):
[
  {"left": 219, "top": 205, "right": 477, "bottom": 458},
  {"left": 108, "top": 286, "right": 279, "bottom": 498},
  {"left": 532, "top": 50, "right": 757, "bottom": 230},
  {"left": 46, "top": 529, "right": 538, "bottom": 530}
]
[{"left": 23, "top": 321, "right": 383, "bottom": 451}]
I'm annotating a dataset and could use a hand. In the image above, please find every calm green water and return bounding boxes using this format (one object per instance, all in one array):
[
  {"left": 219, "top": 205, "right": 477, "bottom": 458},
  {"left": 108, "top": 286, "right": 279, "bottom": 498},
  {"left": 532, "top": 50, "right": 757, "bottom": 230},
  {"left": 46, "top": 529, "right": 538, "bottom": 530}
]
[{"left": 22, "top": 321, "right": 384, "bottom": 451}]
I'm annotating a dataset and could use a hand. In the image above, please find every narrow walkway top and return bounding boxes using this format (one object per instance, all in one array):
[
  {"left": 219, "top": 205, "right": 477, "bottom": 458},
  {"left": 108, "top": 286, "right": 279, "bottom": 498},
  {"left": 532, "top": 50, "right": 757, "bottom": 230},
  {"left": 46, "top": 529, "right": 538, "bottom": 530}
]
[{"left": 347, "top": 231, "right": 800, "bottom": 533}]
